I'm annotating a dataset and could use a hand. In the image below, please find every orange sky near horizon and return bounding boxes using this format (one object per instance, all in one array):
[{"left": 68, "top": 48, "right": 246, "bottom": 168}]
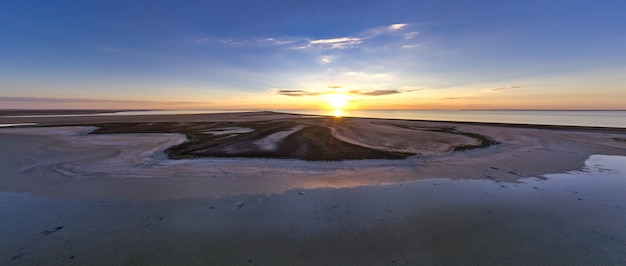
[{"left": 3, "top": 86, "right": 625, "bottom": 111}]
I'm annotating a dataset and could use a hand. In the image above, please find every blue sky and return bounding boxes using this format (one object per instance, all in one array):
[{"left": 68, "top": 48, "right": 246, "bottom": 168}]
[{"left": 1, "top": 0, "right": 625, "bottom": 110}]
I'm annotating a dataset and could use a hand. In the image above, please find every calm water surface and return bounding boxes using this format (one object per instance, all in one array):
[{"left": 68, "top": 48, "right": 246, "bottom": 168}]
[
  {"left": 285, "top": 109, "right": 626, "bottom": 128},
  {"left": 3, "top": 110, "right": 625, "bottom": 128},
  {"left": 1, "top": 155, "right": 624, "bottom": 264}
]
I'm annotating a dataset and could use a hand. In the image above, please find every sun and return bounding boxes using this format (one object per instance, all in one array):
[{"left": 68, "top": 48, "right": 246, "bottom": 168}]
[
  {"left": 333, "top": 109, "right": 343, "bottom": 117},
  {"left": 324, "top": 93, "right": 349, "bottom": 109}
]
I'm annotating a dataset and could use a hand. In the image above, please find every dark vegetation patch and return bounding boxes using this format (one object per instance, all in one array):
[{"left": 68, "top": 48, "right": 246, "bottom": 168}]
[
  {"left": 612, "top": 138, "right": 626, "bottom": 142},
  {"left": 89, "top": 120, "right": 412, "bottom": 161},
  {"left": 90, "top": 122, "right": 218, "bottom": 134},
  {"left": 238, "top": 111, "right": 286, "bottom": 117}
]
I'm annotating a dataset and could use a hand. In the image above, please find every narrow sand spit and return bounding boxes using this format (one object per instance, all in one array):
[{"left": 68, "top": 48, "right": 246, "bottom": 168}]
[
  {"left": 331, "top": 119, "right": 480, "bottom": 155},
  {"left": 203, "top": 127, "right": 255, "bottom": 135},
  {"left": 0, "top": 123, "right": 37, "bottom": 127},
  {"left": 253, "top": 125, "right": 304, "bottom": 151}
]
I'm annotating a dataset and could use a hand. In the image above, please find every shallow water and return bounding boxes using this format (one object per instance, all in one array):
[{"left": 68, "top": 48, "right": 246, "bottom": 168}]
[
  {"left": 0, "top": 155, "right": 624, "bottom": 264},
  {"left": 286, "top": 109, "right": 626, "bottom": 128}
]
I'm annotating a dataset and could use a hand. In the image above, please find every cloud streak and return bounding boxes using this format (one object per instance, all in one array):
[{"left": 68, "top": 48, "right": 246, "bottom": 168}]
[
  {"left": 269, "top": 89, "right": 323, "bottom": 97},
  {"left": 193, "top": 36, "right": 300, "bottom": 47},
  {"left": 308, "top": 37, "right": 362, "bottom": 49},
  {"left": 388, "top": 24, "right": 407, "bottom": 31},
  {"left": 404, "top": 32, "right": 419, "bottom": 39},
  {"left": 271, "top": 88, "right": 409, "bottom": 97},
  {"left": 489, "top": 86, "right": 523, "bottom": 92},
  {"left": 349, "top": 89, "right": 404, "bottom": 96},
  {"left": 0, "top": 96, "right": 209, "bottom": 104},
  {"left": 195, "top": 23, "right": 414, "bottom": 50}
]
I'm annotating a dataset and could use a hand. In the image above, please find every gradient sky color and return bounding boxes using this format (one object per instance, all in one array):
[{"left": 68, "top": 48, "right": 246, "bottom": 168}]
[{"left": 2, "top": 1, "right": 625, "bottom": 110}]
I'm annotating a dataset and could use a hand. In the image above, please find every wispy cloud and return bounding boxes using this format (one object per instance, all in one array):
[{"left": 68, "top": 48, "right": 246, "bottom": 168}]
[
  {"left": 263, "top": 37, "right": 295, "bottom": 46},
  {"left": 401, "top": 44, "right": 420, "bottom": 49},
  {"left": 256, "top": 23, "right": 418, "bottom": 50},
  {"left": 1, "top": 96, "right": 118, "bottom": 103},
  {"left": 360, "top": 23, "right": 412, "bottom": 39},
  {"left": 269, "top": 89, "right": 323, "bottom": 96},
  {"left": 195, "top": 23, "right": 415, "bottom": 51},
  {"left": 349, "top": 89, "right": 404, "bottom": 96},
  {"left": 194, "top": 37, "right": 250, "bottom": 46},
  {"left": 0, "top": 96, "right": 212, "bottom": 109},
  {"left": 0, "top": 96, "right": 208, "bottom": 104},
  {"left": 307, "top": 37, "right": 362, "bottom": 49},
  {"left": 404, "top": 32, "right": 419, "bottom": 39},
  {"left": 270, "top": 88, "right": 411, "bottom": 97},
  {"left": 193, "top": 36, "right": 300, "bottom": 47},
  {"left": 304, "top": 23, "right": 413, "bottom": 50},
  {"left": 345, "top": 71, "right": 394, "bottom": 80},
  {"left": 346, "top": 72, "right": 388, "bottom": 79},
  {"left": 388, "top": 23, "right": 407, "bottom": 31},
  {"left": 320, "top": 56, "right": 332, "bottom": 63},
  {"left": 487, "top": 86, "right": 523, "bottom": 92}
]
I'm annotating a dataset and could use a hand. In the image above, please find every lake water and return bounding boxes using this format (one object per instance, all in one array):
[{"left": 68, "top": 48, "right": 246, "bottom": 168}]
[
  {"left": 1, "top": 154, "right": 624, "bottom": 264},
  {"left": 283, "top": 109, "right": 626, "bottom": 128},
  {"left": 3, "top": 109, "right": 625, "bottom": 128}
]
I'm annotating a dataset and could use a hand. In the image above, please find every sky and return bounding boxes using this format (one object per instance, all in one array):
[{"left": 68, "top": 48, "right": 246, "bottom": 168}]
[{"left": 1, "top": 0, "right": 625, "bottom": 110}]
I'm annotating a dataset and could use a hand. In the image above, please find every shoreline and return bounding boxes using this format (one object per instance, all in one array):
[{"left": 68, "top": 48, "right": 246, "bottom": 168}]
[{"left": 0, "top": 110, "right": 626, "bottom": 132}]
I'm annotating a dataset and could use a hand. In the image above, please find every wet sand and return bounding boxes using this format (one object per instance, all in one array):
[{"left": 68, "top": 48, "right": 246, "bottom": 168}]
[{"left": 1, "top": 111, "right": 625, "bottom": 264}]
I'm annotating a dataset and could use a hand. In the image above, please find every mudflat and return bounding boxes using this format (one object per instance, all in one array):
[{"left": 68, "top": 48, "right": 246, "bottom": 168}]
[
  {"left": 1, "top": 111, "right": 625, "bottom": 199},
  {"left": 1, "top": 111, "right": 625, "bottom": 264}
]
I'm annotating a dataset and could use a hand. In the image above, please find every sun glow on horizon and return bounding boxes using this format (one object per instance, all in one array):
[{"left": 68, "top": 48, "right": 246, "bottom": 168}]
[
  {"left": 333, "top": 109, "right": 343, "bottom": 117},
  {"left": 324, "top": 93, "right": 349, "bottom": 109},
  {"left": 324, "top": 93, "right": 349, "bottom": 117}
]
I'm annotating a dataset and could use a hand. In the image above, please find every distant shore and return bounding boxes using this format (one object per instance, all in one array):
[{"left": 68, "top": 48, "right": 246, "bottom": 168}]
[
  {"left": 2, "top": 109, "right": 626, "bottom": 129},
  {"left": 0, "top": 109, "right": 139, "bottom": 116}
]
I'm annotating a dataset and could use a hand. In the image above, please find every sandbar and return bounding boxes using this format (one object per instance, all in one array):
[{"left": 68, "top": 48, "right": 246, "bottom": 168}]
[{"left": 1, "top": 111, "right": 625, "bottom": 199}]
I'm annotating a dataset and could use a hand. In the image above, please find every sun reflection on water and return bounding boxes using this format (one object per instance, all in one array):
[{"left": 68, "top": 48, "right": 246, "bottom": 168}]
[{"left": 333, "top": 109, "right": 343, "bottom": 117}]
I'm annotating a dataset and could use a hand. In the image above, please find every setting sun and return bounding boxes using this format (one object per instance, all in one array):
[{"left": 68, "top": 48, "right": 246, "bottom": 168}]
[
  {"left": 324, "top": 94, "right": 349, "bottom": 109},
  {"left": 333, "top": 109, "right": 343, "bottom": 117}
]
